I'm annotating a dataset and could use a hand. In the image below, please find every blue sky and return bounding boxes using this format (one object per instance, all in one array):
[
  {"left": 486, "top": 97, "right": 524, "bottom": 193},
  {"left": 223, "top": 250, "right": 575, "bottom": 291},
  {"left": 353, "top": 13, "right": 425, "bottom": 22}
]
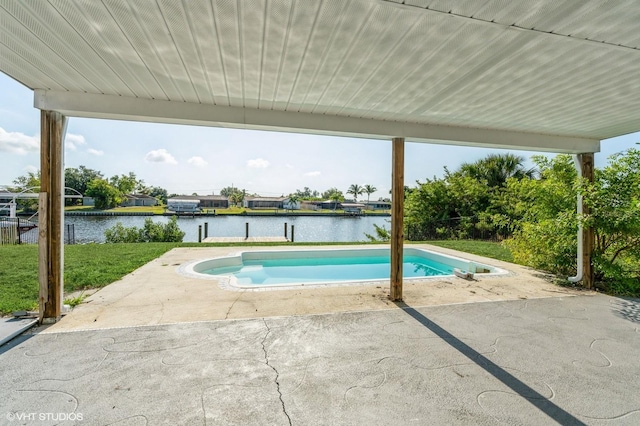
[{"left": 1, "top": 71, "right": 638, "bottom": 199}]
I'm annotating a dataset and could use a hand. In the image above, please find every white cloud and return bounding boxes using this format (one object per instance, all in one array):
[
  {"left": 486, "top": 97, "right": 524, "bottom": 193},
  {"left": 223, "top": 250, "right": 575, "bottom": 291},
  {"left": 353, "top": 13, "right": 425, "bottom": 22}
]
[
  {"left": 304, "top": 171, "right": 321, "bottom": 177},
  {"left": 144, "top": 148, "right": 177, "bottom": 164},
  {"left": 285, "top": 163, "right": 294, "bottom": 169},
  {"left": 188, "top": 156, "right": 208, "bottom": 167},
  {"left": 65, "top": 133, "right": 86, "bottom": 151},
  {"left": 0, "top": 127, "right": 38, "bottom": 155},
  {"left": 24, "top": 165, "right": 38, "bottom": 173},
  {"left": 87, "top": 148, "right": 104, "bottom": 156},
  {"left": 247, "top": 158, "right": 269, "bottom": 168}
]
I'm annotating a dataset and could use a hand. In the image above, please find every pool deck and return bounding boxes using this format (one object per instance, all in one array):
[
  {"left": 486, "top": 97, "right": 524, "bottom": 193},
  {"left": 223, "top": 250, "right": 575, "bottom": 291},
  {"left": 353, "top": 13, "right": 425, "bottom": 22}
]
[
  {"left": 3, "top": 244, "right": 640, "bottom": 424},
  {"left": 44, "top": 243, "right": 584, "bottom": 332}
]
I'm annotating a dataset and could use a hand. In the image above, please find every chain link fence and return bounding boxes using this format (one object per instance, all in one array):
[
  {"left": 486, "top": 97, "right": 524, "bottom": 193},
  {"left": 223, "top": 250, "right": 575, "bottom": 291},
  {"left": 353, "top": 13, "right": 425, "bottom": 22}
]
[
  {"left": 0, "top": 217, "right": 75, "bottom": 245},
  {"left": 406, "top": 216, "right": 511, "bottom": 242}
]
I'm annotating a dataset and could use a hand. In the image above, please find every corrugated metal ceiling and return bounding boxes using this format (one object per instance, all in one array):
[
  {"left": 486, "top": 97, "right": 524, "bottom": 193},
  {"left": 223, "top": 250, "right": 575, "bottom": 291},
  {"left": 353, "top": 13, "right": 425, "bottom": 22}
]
[{"left": 1, "top": 0, "right": 640, "bottom": 143}]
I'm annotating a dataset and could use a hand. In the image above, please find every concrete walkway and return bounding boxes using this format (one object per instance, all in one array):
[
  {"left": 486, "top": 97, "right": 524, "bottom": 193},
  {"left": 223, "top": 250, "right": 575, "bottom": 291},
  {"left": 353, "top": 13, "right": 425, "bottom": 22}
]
[
  {"left": 2, "top": 244, "right": 639, "bottom": 424},
  {"left": 0, "top": 317, "right": 37, "bottom": 346},
  {"left": 1, "top": 294, "right": 639, "bottom": 425}
]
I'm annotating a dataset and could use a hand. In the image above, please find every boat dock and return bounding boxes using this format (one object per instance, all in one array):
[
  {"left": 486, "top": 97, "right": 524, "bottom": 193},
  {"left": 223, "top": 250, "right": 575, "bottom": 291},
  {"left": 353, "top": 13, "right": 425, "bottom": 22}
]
[{"left": 201, "top": 236, "right": 289, "bottom": 243}]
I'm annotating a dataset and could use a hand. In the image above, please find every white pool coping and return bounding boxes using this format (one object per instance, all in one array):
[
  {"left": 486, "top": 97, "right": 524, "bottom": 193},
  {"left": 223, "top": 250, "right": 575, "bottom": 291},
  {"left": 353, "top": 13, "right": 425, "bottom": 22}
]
[{"left": 177, "top": 247, "right": 510, "bottom": 291}]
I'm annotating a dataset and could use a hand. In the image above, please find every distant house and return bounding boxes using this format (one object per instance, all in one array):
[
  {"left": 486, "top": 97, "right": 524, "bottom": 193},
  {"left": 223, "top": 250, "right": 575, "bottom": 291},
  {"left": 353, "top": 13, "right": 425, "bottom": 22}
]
[
  {"left": 167, "top": 195, "right": 229, "bottom": 210},
  {"left": 363, "top": 200, "right": 391, "bottom": 210},
  {"left": 166, "top": 198, "right": 200, "bottom": 213},
  {"left": 82, "top": 196, "right": 95, "bottom": 207},
  {"left": 300, "top": 201, "right": 321, "bottom": 211},
  {"left": 282, "top": 198, "right": 300, "bottom": 210},
  {"left": 319, "top": 200, "right": 342, "bottom": 210},
  {"left": 196, "top": 195, "right": 229, "bottom": 208},
  {"left": 341, "top": 202, "right": 365, "bottom": 214},
  {"left": 121, "top": 194, "right": 159, "bottom": 207},
  {"left": 243, "top": 196, "right": 286, "bottom": 209}
]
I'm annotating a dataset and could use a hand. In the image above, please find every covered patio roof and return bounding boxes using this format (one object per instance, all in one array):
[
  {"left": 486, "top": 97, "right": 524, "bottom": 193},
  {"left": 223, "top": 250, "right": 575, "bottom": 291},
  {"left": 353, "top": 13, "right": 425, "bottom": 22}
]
[
  {"left": 3, "top": 0, "right": 640, "bottom": 152},
  {"left": 2, "top": 0, "right": 639, "bottom": 319}
]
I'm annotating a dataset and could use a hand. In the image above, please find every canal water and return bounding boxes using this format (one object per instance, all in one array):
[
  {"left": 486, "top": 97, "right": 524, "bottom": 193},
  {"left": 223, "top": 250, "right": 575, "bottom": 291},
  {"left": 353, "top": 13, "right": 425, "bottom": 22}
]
[{"left": 61, "top": 215, "right": 390, "bottom": 243}]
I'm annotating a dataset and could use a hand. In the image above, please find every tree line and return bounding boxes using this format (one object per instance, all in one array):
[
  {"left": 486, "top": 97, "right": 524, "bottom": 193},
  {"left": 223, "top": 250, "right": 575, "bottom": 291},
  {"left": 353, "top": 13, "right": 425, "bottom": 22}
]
[
  {"left": 7, "top": 166, "right": 382, "bottom": 211},
  {"left": 7, "top": 167, "right": 168, "bottom": 211},
  {"left": 403, "top": 149, "right": 640, "bottom": 296}
]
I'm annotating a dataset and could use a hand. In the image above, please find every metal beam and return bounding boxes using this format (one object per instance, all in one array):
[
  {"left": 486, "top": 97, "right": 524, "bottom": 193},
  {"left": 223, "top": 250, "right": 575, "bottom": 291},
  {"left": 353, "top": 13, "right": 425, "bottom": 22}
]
[
  {"left": 34, "top": 90, "right": 601, "bottom": 154},
  {"left": 390, "top": 137, "right": 405, "bottom": 302},
  {"left": 39, "top": 110, "right": 66, "bottom": 323}
]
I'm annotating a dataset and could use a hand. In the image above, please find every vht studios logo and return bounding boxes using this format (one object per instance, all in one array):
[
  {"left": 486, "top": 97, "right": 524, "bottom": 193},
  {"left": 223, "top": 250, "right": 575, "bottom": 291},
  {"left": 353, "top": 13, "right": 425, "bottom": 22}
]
[{"left": 6, "top": 412, "right": 84, "bottom": 422}]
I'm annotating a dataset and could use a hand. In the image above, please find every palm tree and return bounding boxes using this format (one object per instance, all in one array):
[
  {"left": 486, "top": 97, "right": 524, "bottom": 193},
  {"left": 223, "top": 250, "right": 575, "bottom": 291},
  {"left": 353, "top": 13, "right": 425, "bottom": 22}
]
[
  {"left": 286, "top": 194, "right": 300, "bottom": 211},
  {"left": 329, "top": 190, "right": 344, "bottom": 212},
  {"left": 363, "top": 184, "right": 377, "bottom": 204},
  {"left": 457, "top": 153, "right": 536, "bottom": 187},
  {"left": 346, "top": 184, "right": 364, "bottom": 202}
]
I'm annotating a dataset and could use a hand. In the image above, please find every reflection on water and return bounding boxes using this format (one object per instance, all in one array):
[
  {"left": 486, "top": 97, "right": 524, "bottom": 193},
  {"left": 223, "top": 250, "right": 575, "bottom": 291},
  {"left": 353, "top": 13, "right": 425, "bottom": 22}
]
[{"left": 61, "top": 215, "right": 390, "bottom": 243}]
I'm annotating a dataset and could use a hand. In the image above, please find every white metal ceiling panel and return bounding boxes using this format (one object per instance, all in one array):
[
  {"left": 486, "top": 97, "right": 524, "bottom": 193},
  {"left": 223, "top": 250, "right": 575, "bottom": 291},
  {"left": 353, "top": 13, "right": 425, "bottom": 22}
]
[
  {"left": 157, "top": 0, "right": 209, "bottom": 104},
  {"left": 137, "top": 1, "right": 199, "bottom": 103},
  {"left": 49, "top": 0, "right": 161, "bottom": 99},
  {"left": 400, "top": 0, "right": 640, "bottom": 48},
  {"left": 185, "top": 0, "right": 228, "bottom": 105},
  {"left": 294, "top": 0, "right": 372, "bottom": 114},
  {"left": 2, "top": 0, "right": 640, "bottom": 149},
  {"left": 100, "top": 0, "right": 178, "bottom": 101}
]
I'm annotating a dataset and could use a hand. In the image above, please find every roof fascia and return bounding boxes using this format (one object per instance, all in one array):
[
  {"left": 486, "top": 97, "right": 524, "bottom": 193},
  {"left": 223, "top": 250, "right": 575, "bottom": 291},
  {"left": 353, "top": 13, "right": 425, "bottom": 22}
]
[{"left": 35, "top": 90, "right": 600, "bottom": 154}]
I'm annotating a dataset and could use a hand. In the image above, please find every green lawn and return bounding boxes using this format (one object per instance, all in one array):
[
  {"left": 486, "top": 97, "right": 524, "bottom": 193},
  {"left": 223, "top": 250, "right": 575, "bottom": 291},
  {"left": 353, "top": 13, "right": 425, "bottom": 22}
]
[
  {"left": 425, "top": 240, "right": 514, "bottom": 263},
  {"left": 0, "top": 240, "right": 512, "bottom": 315},
  {"left": 0, "top": 243, "right": 180, "bottom": 314}
]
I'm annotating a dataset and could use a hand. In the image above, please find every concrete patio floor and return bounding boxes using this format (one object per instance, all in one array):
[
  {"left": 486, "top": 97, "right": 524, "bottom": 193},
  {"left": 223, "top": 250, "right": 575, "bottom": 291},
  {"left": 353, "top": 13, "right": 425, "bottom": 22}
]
[
  {"left": 2, "top": 244, "right": 639, "bottom": 425},
  {"left": 44, "top": 244, "right": 585, "bottom": 332}
]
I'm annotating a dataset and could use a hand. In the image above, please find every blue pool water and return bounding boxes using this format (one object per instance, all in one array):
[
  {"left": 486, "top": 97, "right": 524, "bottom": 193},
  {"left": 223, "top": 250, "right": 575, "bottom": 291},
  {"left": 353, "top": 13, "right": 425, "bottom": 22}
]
[{"left": 202, "top": 254, "right": 454, "bottom": 285}]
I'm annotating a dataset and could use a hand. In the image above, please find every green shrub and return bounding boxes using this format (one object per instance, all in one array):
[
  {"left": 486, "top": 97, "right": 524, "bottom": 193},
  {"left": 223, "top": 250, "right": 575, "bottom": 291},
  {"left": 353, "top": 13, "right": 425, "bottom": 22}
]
[
  {"left": 364, "top": 223, "right": 391, "bottom": 242},
  {"left": 505, "top": 149, "right": 640, "bottom": 296},
  {"left": 105, "top": 216, "right": 185, "bottom": 243}
]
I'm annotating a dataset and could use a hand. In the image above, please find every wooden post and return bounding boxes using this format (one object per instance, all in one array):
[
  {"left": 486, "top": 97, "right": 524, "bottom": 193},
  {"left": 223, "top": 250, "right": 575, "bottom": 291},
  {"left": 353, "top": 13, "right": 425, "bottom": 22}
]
[
  {"left": 291, "top": 225, "right": 295, "bottom": 243},
  {"left": 198, "top": 225, "right": 202, "bottom": 243},
  {"left": 580, "top": 153, "right": 595, "bottom": 289},
  {"left": 390, "top": 137, "right": 405, "bottom": 301},
  {"left": 284, "top": 223, "right": 288, "bottom": 239},
  {"left": 204, "top": 222, "right": 209, "bottom": 238},
  {"left": 245, "top": 222, "right": 249, "bottom": 239},
  {"left": 39, "top": 110, "right": 66, "bottom": 323}
]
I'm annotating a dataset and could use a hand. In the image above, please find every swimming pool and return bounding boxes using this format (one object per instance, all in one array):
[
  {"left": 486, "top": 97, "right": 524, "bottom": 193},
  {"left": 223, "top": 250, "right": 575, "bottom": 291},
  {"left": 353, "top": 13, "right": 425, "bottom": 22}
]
[{"left": 179, "top": 247, "right": 507, "bottom": 289}]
